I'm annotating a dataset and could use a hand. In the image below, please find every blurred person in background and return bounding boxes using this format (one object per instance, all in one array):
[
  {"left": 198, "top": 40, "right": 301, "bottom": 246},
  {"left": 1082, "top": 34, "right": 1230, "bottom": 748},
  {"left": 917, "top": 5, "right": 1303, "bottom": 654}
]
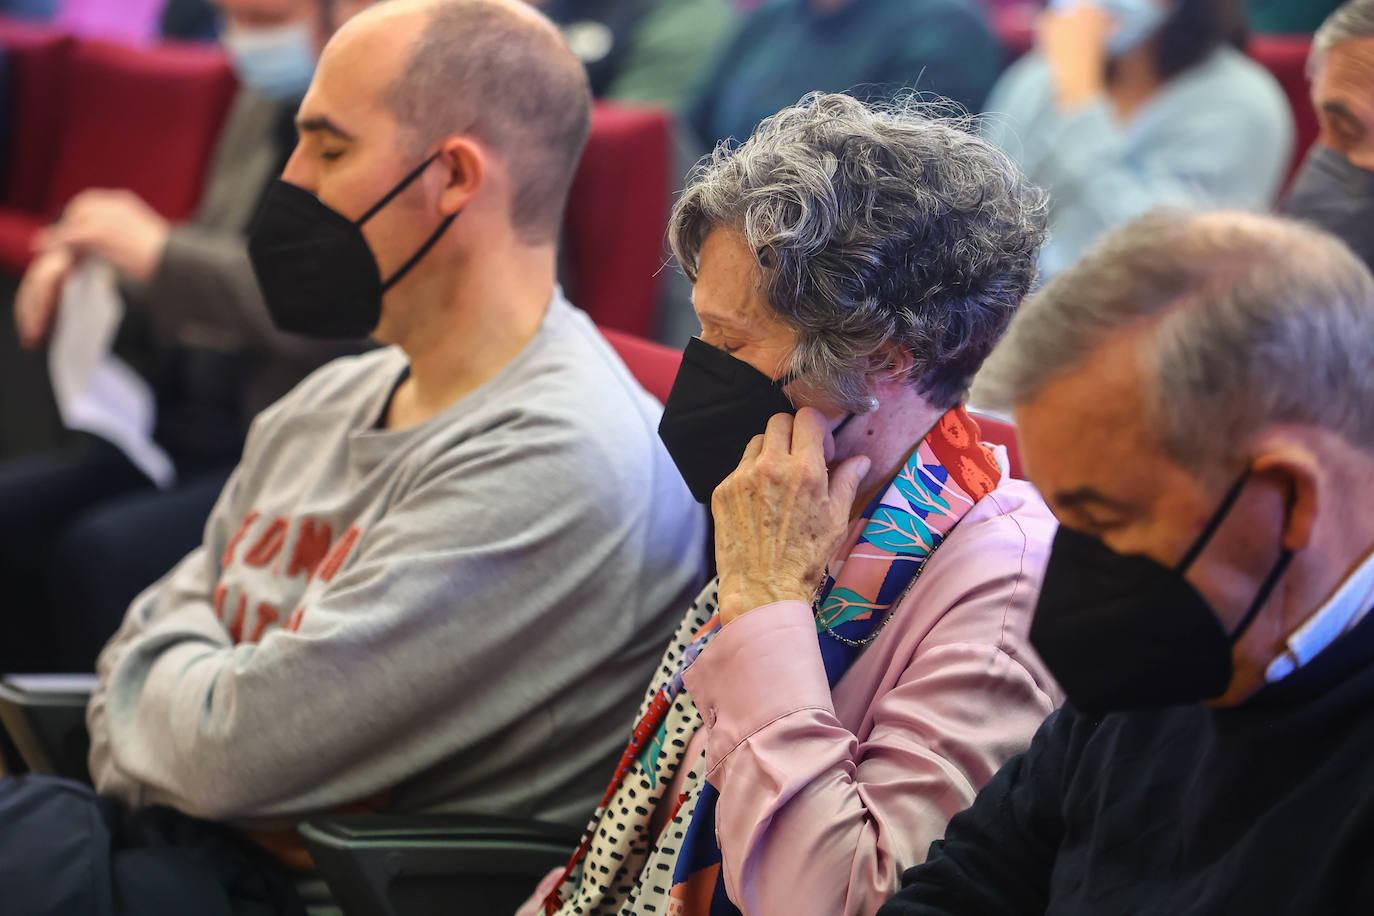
[
  {"left": 685, "top": 0, "right": 1003, "bottom": 152},
  {"left": 1281, "top": 0, "right": 1374, "bottom": 272},
  {"left": 981, "top": 0, "right": 1293, "bottom": 278},
  {"left": 532, "top": 0, "right": 737, "bottom": 111},
  {"left": 1, "top": 0, "right": 371, "bottom": 673}
]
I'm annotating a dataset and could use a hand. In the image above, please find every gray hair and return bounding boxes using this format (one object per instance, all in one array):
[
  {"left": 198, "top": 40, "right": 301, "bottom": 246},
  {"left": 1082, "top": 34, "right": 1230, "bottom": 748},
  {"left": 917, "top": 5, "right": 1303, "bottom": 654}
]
[
  {"left": 978, "top": 209, "right": 1374, "bottom": 477},
  {"left": 1313, "top": 0, "right": 1368, "bottom": 54},
  {"left": 668, "top": 92, "right": 1048, "bottom": 412},
  {"left": 384, "top": 0, "right": 591, "bottom": 244},
  {"left": 1311, "top": 0, "right": 1374, "bottom": 71}
]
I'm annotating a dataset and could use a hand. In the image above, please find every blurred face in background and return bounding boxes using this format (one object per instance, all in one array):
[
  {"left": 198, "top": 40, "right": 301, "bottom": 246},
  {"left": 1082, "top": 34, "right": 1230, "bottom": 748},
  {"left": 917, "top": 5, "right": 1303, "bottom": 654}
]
[
  {"left": 214, "top": 0, "right": 372, "bottom": 99},
  {"left": 1282, "top": 35, "right": 1374, "bottom": 274},
  {"left": 1310, "top": 35, "right": 1374, "bottom": 171}
]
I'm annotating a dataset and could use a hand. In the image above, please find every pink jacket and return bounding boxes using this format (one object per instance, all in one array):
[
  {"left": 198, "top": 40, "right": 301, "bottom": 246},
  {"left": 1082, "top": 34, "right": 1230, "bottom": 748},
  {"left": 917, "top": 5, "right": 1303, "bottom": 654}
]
[{"left": 680, "top": 474, "right": 1063, "bottom": 916}]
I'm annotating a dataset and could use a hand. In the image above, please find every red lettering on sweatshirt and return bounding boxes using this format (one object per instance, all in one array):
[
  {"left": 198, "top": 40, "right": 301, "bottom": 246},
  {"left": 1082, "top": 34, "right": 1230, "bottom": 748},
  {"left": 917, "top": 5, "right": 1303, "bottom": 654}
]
[
  {"left": 221, "top": 511, "right": 260, "bottom": 567},
  {"left": 227, "top": 593, "right": 248, "bottom": 642},
  {"left": 288, "top": 519, "right": 333, "bottom": 579},
  {"left": 317, "top": 526, "right": 360, "bottom": 582},
  {"left": 285, "top": 607, "right": 306, "bottom": 632},
  {"left": 247, "top": 603, "right": 280, "bottom": 644},
  {"left": 243, "top": 517, "right": 288, "bottom": 567},
  {"left": 212, "top": 583, "right": 228, "bottom": 620}
]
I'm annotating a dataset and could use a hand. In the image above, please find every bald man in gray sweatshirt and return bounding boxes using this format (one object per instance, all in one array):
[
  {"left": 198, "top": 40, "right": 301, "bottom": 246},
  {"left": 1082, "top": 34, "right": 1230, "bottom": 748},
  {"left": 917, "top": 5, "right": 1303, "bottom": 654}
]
[{"left": 0, "top": 3, "right": 702, "bottom": 909}]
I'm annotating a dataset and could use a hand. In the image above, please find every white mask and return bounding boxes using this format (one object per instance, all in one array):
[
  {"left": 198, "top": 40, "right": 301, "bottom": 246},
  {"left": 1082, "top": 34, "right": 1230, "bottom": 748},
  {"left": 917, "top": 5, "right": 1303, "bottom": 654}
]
[
  {"left": 1051, "top": 0, "right": 1174, "bottom": 56},
  {"left": 221, "top": 20, "right": 317, "bottom": 102}
]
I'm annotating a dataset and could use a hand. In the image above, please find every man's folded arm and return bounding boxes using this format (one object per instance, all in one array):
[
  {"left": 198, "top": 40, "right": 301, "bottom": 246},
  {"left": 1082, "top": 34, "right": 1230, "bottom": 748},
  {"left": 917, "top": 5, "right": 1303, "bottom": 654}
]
[{"left": 87, "top": 446, "right": 637, "bottom": 821}]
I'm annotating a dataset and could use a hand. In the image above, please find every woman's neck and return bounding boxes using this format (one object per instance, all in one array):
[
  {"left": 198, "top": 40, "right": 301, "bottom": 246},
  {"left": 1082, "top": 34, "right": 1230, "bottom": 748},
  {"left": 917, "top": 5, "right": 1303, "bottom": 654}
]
[{"left": 836, "top": 386, "right": 946, "bottom": 520}]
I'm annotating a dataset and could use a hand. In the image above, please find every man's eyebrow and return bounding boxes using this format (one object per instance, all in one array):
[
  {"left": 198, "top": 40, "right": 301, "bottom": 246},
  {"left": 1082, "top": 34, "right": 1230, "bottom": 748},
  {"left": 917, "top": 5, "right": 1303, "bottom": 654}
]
[
  {"left": 1053, "top": 487, "right": 1133, "bottom": 512},
  {"left": 295, "top": 115, "right": 357, "bottom": 142},
  {"left": 1321, "top": 101, "right": 1366, "bottom": 133}
]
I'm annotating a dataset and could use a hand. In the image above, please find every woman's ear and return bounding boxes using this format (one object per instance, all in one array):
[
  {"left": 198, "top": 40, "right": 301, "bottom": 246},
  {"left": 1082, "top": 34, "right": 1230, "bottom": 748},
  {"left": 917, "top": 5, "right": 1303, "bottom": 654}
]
[
  {"left": 437, "top": 136, "right": 485, "bottom": 216},
  {"left": 877, "top": 343, "right": 915, "bottom": 383}
]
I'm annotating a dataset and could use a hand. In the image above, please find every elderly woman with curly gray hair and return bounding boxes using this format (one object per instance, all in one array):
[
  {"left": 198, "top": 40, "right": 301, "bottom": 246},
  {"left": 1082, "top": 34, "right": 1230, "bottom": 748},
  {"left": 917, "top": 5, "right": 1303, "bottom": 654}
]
[{"left": 519, "top": 92, "right": 1063, "bottom": 916}]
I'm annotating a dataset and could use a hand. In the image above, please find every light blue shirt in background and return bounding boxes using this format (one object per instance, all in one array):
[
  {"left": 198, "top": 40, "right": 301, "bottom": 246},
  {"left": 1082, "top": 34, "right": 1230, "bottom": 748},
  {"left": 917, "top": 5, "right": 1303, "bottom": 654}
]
[{"left": 981, "top": 46, "right": 1295, "bottom": 279}]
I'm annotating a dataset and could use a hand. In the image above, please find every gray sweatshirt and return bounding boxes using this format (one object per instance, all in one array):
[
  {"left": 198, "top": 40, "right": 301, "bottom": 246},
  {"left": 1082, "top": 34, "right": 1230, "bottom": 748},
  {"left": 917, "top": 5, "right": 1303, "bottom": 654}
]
[{"left": 86, "top": 292, "right": 707, "bottom": 827}]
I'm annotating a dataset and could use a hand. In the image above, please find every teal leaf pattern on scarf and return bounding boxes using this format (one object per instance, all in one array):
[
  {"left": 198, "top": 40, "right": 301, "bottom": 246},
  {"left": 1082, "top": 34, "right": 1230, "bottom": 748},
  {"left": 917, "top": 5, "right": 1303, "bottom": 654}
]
[
  {"left": 864, "top": 505, "right": 936, "bottom": 553},
  {"left": 893, "top": 462, "right": 952, "bottom": 519},
  {"left": 815, "top": 587, "right": 883, "bottom": 631}
]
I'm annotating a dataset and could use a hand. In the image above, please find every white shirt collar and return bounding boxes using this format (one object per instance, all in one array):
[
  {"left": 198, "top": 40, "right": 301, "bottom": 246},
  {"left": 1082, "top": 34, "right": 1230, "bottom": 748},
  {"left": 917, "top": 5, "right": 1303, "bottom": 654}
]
[{"left": 1265, "top": 548, "right": 1374, "bottom": 683}]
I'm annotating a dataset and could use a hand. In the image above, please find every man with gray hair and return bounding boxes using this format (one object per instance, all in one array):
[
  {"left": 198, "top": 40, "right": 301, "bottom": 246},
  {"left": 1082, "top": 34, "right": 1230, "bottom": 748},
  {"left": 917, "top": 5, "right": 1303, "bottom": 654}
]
[
  {"left": 1281, "top": 0, "right": 1374, "bottom": 272},
  {"left": 882, "top": 208, "right": 1374, "bottom": 914},
  {"left": 0, "top": 0, "right": 705, "bottom": 910}
]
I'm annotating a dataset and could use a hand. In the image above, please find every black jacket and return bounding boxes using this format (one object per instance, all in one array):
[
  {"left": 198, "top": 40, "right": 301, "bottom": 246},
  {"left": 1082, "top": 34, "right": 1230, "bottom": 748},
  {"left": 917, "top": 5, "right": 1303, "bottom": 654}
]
[{"left": 881, "top": 607, "right": 1374, "bottom": 915}]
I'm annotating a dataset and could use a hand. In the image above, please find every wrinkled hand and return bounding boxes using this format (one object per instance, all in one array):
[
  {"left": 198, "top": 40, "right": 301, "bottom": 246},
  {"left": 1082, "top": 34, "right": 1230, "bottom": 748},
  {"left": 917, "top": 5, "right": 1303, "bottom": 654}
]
[
  {"left": 14, "top": 246, "right": 75, "bottom": 349},
  {"left": 1037, "top": 3, "right": 1112, "bottom": 111},
  {"left": 712, "top": 407, "right": 871, "bottom": 625},
  {"left": 35, "top": 189, "right": 170, "bottom": 285}
]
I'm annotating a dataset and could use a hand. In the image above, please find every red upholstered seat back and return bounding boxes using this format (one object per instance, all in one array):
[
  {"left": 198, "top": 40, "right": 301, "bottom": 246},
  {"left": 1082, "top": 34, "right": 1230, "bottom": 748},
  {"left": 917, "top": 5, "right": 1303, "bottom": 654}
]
[
  {"left": 41, "top": 39, "right": 237, "bottom": 221},
  {"left": 0, "top": 19, "right": 74, "bottom": 211},
  {"left": 1247, "top": 34, "right": 1318, "bottom": 188},
  {"left": 600, "top": 327, "right": 682, "bottom": 405},
  {"left": 969, "top": 411, "right": 1024, "bottom": 480},
  {"left": 564, "top": 103, "right": 673, "bottom": 337}
]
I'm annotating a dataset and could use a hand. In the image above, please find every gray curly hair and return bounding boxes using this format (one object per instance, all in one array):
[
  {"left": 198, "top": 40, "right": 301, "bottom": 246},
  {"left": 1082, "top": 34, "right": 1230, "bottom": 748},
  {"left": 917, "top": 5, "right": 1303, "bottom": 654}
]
[{"left": 668, "top": 92, "right": 1048, "bottom": 412}]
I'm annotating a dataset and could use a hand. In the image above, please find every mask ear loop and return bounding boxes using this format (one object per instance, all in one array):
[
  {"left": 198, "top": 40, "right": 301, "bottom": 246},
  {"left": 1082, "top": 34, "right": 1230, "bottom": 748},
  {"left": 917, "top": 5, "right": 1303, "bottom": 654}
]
[
  {"left": 380, "top": 211, "right": 459, "bottom": 292},
  {"left": 355, "top": 152, "right": 442, "bottom": 226},
  {"left": 352, "top": 151, "right": 462, "bottom": 293},
  {"left": 1176, "top": 468, "right": 1254, "bottom": 573},
  {"left": 1227, "top": 476, "right": 1298, "bottom": 644}
]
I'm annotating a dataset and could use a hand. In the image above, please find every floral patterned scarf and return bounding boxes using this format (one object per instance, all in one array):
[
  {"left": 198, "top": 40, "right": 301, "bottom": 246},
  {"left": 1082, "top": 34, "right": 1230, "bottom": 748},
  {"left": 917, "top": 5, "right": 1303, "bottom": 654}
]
[{"left": 544, "top": 406, "right": 1001, "bottom": 916}]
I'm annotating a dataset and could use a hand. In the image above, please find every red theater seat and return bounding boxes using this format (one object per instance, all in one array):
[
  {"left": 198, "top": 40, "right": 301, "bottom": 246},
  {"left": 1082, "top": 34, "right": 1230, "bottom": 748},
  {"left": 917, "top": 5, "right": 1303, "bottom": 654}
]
[
  {"left": 0, "top": 19, "right": 72, "bottom": 214},
  {"left": 0, "top": 33, "right": 236, "bottom": 274},
  {"left": 970, "top": 411, "right": 1024, "bottom": 479},
  {"left": 600, "top": 326, "right": 682, "bottom": 404},
  {"left": 42, "top": 40, "right": 236, "bottom": 220},
  {"left": 1247, "top": 34, "right": 1317, "bottom": 187},
  {"left": 564, "top": 103, "right": 673, "bottom": 337}
]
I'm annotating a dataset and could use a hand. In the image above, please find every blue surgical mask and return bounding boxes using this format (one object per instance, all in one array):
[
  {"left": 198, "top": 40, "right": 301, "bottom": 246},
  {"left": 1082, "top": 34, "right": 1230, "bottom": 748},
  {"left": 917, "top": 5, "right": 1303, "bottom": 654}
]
[
  {"left": 1051, "top": 0, "right": 1173, "bottom": 56},
  {"left": 221, "top": 21, "right": 317, "bottom": 102}
]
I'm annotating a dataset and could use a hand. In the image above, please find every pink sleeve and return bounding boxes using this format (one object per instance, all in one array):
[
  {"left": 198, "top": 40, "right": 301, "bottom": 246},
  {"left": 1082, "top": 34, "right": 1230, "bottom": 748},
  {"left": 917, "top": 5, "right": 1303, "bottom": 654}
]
[{"left": 681, "top": 589, "right": 1057, "bottom": 916}]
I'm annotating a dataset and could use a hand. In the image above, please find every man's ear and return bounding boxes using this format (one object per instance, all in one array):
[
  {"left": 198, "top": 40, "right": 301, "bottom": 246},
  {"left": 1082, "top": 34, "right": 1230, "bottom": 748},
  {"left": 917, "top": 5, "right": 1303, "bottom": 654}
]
[
  {"left": 437, "top": 137, "right": 484, "bottom": 216},
  {"left": 1251, "top": 442, "right": 1321, "bottom": 554}
]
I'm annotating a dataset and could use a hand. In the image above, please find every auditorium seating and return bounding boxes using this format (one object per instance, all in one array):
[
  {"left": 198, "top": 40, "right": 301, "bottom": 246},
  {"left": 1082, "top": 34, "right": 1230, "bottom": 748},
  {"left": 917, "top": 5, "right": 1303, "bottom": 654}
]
[
  {"left": 0, "top": 18, "right": 676, "bottom": 335},
  {"left": 1248, "top": 34, "right": 1320, "bottom": 186},
  {"left": 0, "top": 20, "right": 235, "bottom": 274},
  {"left": 600, "top": 326, "right": 682, "bottom": 402}
]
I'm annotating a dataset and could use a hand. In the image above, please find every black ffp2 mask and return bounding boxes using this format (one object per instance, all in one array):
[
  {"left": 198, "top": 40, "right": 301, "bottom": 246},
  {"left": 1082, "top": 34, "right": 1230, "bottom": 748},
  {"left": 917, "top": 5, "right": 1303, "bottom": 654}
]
[
  {"left": 657, "top": 338, "right": 796, "bottom": 503},
  {"left": 1281, "top": 145, "right": 1374, "bottom": 274},
  {"left": 1030, "top": 471, "right": 1294, "bottom": 715},
  {"left": 248, "top": 152, "right": 458, "bottom": 339}
]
